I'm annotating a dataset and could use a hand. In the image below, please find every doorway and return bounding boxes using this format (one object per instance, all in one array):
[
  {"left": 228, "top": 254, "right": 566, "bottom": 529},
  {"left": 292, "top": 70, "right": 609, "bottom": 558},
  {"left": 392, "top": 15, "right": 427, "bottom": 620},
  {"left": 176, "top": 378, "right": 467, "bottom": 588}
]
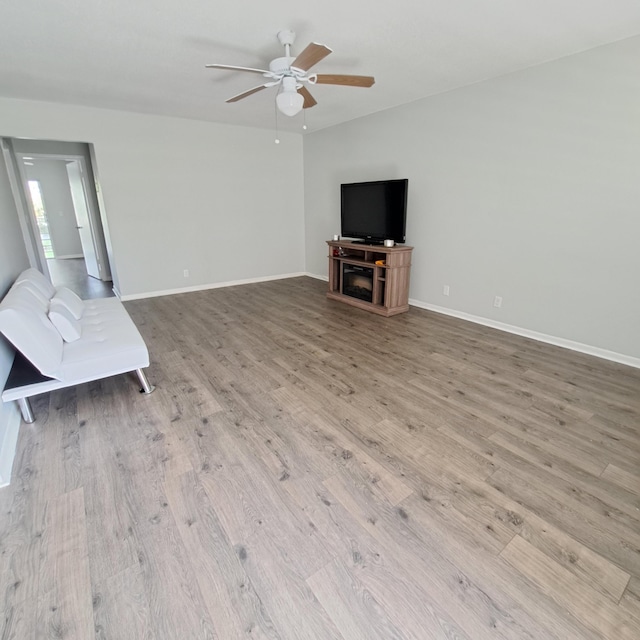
[{"left": 1, "top": 138, "right": 117, "bottom": 299}]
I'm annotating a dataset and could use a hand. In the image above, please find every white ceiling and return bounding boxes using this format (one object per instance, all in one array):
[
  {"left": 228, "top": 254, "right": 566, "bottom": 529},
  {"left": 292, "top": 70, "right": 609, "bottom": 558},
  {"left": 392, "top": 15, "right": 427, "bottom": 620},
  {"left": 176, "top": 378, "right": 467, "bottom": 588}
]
[{"left": 1, "top": 0, "right": 640, "bottom": 134}]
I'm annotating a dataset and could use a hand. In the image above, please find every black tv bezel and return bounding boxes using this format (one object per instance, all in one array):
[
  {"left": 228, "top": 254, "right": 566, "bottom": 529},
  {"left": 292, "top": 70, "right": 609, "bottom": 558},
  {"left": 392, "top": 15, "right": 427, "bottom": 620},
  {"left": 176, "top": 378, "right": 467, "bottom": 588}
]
[{"left": 340, "top": 178, "right": 408, "bottom": 244}]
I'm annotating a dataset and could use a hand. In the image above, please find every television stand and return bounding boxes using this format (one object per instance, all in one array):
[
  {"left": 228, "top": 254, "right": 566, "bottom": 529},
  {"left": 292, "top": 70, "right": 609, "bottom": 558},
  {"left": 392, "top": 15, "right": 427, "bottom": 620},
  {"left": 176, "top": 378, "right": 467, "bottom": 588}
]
[{"left": 326, "top": 240, "right": 413, "bottom": 316}]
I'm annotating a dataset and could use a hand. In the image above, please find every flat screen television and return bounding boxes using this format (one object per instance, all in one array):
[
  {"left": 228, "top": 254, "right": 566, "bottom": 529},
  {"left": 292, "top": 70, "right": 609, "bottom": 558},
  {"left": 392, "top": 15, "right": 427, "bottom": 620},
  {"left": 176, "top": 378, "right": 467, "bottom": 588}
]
[{"left": 341, "top": 179, "right": 408, "bottom": 244}]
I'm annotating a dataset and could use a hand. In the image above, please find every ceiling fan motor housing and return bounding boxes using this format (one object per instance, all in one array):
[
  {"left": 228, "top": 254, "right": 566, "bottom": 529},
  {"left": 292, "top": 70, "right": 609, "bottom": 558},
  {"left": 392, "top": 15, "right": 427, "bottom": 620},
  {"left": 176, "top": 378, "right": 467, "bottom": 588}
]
[{"left": 267, "top": 57, "right": 296, "bottom": 77}]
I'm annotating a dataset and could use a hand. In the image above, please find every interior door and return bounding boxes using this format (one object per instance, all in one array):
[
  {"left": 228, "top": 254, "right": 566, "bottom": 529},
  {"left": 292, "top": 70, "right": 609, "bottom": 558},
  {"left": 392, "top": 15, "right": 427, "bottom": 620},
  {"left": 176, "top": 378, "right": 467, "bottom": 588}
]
[{"left": 66, "top": 160, "right": 100, "bottom": 279}]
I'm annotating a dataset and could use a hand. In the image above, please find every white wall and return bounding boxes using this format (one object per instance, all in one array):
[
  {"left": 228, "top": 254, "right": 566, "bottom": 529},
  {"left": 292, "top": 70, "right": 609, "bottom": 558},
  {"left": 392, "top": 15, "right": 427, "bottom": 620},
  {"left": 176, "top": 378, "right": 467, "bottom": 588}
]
[
  {"left": 24, "top": 159, "right": 83, "bottom": 258},
  {"left": 0, "top": 99, "right": 305, "bottom": 298},
  {"left": 304, "top": 35, "right": 640, "bottom": 362},
  {"left": 0, "top": 150, "right": 30, "bottom": 485}
]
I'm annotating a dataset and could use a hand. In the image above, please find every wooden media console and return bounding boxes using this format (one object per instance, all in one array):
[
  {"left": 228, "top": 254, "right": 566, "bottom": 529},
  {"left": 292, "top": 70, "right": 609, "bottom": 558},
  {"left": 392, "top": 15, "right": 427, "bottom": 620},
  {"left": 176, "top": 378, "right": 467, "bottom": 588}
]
[{"left": 326, "top": 240, "right": 413, "bottom": 316}]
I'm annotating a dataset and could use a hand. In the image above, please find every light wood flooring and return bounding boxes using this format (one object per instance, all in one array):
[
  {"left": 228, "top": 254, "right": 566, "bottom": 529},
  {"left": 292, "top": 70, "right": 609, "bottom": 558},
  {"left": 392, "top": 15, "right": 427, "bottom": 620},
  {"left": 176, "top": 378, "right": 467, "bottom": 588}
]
[{"left": 1, "top": 276, "right": 639, "bottom": 639}]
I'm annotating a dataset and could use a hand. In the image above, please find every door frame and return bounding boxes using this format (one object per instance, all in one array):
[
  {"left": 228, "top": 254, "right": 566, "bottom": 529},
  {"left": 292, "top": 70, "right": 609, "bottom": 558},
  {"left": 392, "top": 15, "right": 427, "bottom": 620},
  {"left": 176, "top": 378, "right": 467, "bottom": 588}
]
[{"left": 0, "top": 140, "right": 51, "bottom": 279}]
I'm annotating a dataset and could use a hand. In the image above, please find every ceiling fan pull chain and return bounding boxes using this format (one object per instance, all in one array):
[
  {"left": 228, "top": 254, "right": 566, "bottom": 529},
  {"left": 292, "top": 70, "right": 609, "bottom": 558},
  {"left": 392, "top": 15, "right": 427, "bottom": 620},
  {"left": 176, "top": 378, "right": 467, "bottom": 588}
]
[{"left": 274, "top": 98, "right": 280, "bottom": 144}]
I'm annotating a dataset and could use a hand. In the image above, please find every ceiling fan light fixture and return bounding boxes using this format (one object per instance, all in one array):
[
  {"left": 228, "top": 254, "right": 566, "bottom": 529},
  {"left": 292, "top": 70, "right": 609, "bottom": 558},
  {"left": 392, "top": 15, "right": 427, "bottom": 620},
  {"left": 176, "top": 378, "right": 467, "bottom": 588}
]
[
  {"left": 276, "top": 90, "right": 304, "bottom": 117},
  {"left": 276, "top": 77, "right": 304, "bottom": 116}
]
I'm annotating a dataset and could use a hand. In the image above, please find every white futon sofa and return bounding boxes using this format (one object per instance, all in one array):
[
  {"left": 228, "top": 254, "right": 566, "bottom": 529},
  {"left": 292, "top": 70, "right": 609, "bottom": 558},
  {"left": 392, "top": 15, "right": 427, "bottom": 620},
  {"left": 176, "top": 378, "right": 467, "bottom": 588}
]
[{"left": 0, "top": 268, "right": 153, "bottom": 423}]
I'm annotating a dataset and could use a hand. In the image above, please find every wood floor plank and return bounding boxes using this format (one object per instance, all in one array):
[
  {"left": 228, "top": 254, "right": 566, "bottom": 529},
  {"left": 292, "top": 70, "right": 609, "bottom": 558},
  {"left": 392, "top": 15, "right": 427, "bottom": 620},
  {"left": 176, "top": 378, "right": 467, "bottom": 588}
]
[
  {"left": 135, "top": 521, "right": 219, "bottom": 640},
  {"left": 222, "top": 411, "right": 477, "bottom": 639},
  {"left": 323, "top": 473, "right": 554, "bottom": 640},
  {"left": 368, "top": 416, "right": 497, "bottom": 482},
  {"left": 500, "top": 534, "right": 640, "bottom": 639},
  {"left": 428, "top": 351, "right": 595, "bottom": 423},
  {"left": 394, "top": 492, "right": 601, "bottom": 640},
  {"left": 588, "top": 414, "right": 640, "bottom": 451},
  {"left": 487, "top": 428, "right": 640, "bottom": 524},
  {"left": 36, "top": 487, "right": 94, "bottom": 640},
  {"left": 517, "top": 511, "right": 631, "bottom": 602},
  {"left": 77, "top": 419, "right": 139, "bottom": 586},
  {"left": 601, "top": 463, "right": 640, "bottom": 496},
  {"left": 156, "top": 349, "right": 224, "bottom": 419},
  {"left": 120, "top": 438, "right": 219, "bottom": 640},
  {"left": 165, "top": 467, "right": 281, "bottom": 640},
  {"left": 191, "top": 413, "right": 333, "bottom": 580},
  {"left": 431, "top": 400, "right": 640, "bottom": 527},
  {"left": 239, "top": 529, "right": 345, "bottom": 640},
  {"left": 1, "top": 394, "right": 65, "bottom": 640},
  {"left": 488, "top": 466, "right": 640, "bottom": 579},
  {"left": 285, "top": 472, "right": 473, "bottom": 639},
  {"left": 522, "top": 364, "right": 636, "bottom": 419},
  {"left": 0, "top": 420, "right": 44, "bottom": 620},
  {"left": 307, "top": 559, "right": 410, "bottom": 640},
  {"left": 619, "top": 577, "right": 640, "bottom": 627},
  {"left": 0, "top": 601, "right": 37, "bottom": 640},
  {"left": 268, "top": 409, "right": 414, "bottom": 507},
  {"left": 489, "top": 421, "right": 607, "bottom": 477},
  {"left": 92, "top": 566, "right": 153, "bottom": 640},
  {"left": 236, "top": 410, "right": 500, "bottom": 639}
]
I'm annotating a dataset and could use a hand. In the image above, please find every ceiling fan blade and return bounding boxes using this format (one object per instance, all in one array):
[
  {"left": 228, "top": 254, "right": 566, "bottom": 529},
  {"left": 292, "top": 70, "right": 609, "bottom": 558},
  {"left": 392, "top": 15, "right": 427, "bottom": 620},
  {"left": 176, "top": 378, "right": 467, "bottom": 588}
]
[
  {"left": 226, "top": 84, "right": 269, "bottom": 103},
  {"left": 206, "top": 63, "right": 271, "bottom": 75},
  {"left": 291, "top": 43, "right": 332, "bottom": 72},
  {"left": 298, "top": 86, "right": 317, "bottom": 109},
  {"left": 315, "top": 74, "right": 375, "bottom": 88}
]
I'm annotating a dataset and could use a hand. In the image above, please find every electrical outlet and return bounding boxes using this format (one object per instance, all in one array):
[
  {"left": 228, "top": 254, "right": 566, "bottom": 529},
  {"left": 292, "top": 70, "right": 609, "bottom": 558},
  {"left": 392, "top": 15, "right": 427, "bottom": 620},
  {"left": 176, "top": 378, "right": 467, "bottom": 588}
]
[
  {"left": 183, "top": 269, "right": 189, "bottom": 278},
  {"left": 443, "top": 285, "right": 450, "bottom": 296},
  {"left": 493, "top": 296, "right": 502, "bottom": 308}
]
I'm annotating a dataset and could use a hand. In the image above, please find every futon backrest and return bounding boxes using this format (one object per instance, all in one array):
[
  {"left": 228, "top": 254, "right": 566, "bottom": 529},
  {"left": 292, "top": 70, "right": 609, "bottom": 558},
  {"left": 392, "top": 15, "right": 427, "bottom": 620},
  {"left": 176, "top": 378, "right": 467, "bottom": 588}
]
[{"left": 0, "top": 276, "right": 63, "bottom": 380}]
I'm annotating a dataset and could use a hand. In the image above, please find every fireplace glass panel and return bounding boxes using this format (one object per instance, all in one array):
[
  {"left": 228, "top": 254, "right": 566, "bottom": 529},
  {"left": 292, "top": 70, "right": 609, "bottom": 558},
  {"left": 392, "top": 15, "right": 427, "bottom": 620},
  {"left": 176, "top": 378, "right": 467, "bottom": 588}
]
[{"left": 342, "top": 264, "right": 373, "bottom": 303}]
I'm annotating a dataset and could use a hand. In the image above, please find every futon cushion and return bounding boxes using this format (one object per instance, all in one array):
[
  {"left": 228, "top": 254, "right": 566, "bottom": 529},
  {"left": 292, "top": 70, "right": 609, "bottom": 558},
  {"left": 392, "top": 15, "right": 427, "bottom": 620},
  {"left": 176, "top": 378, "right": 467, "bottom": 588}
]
[
  {"left": 18, "top": 281, "right": 50, "bottom": 312},
  {"left": 53, "top": 286, "right": 85, "bottom": 320},
  {"left": 49, "top": 302, "right": 82, "bottom": 343},
  {"left": 59, "top": 298, "right": 149, "bottom": 381},
  {"left": 15, "top": 268, "right": 56, "bottom": 299}
]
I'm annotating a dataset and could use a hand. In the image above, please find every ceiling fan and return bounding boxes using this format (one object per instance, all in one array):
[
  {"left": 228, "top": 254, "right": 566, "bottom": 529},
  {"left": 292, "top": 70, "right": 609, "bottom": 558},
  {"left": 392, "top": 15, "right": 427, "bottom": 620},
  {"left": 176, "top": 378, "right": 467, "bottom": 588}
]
[{"left": 205, "top": 30, "right": 375, "bottom": 117}]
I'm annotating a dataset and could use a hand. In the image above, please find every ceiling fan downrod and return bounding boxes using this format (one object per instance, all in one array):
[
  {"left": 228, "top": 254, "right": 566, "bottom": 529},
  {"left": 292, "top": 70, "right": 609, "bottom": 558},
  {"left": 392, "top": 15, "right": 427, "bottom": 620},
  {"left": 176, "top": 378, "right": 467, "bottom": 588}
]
[{"left": 277, "top": 29, "right": 296, "bottom": 59}]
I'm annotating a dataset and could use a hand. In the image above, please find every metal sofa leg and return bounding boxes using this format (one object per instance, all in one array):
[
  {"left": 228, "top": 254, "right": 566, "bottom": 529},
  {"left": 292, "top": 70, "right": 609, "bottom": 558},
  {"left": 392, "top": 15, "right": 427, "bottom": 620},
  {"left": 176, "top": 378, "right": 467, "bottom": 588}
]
[
  {"left": 135, "top": 368, "right": 155, "bottom": 394},
  {"left": 18, "top": 398, "right": 35, "bottom": 423}
]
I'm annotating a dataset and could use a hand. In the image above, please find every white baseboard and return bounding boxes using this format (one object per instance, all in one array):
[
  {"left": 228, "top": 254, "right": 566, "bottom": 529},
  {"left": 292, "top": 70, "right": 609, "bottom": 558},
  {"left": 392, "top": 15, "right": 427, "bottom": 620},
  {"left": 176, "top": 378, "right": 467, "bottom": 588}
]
[
  {"left": 409, "top": 298, "right": 640, "bottom": 370},
  {"left": 305, "top": 272, "right": 328, "bottom": 281},
  {"left": 0, "top": 403, "right": 21, "bottom": 488},
  {"left": 120, "top": 272, "right": 307, "bottom": 301}
]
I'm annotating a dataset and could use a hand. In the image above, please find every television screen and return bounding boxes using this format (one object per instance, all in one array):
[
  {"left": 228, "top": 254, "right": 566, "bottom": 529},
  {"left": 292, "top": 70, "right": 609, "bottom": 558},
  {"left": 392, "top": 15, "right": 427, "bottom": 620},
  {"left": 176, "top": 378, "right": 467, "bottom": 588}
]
[{"left": 341, "top": 179, "right": 408, "bottom": 244}]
